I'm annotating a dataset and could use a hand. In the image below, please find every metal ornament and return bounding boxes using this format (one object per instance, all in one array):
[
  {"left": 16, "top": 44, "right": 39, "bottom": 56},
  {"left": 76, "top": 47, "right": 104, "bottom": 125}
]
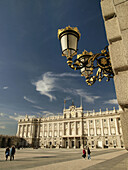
[{"left": 58, "top": 26, "right": 114, "bottom": 86}]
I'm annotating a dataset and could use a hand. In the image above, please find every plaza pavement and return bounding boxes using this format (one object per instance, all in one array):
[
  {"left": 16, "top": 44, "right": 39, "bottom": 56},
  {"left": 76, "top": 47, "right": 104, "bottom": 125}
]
[{"left": 0, "top": 148, "right": 128, "bottom": 170}]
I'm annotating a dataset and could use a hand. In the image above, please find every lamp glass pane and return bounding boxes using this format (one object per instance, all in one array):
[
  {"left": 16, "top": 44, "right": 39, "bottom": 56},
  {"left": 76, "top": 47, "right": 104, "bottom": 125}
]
[
  {"left": 68, "top": 34, "right": 77, "bottom": 51},
  {"left": 61, "top": 35, "right": 67, "bottom": 52}
]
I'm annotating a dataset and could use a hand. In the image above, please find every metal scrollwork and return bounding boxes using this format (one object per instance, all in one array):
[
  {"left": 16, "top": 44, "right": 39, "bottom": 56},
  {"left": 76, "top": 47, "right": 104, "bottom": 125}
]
[{"left": 66, "top": 46, "right": 114, "bottom": 86}]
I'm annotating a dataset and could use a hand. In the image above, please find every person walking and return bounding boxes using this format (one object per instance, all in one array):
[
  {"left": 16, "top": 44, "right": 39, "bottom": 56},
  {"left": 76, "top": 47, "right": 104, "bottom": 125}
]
[
  {"left": 5, "top": 147, "right": 10, "bottom": 161},
  {"left": 82, "top": 148, "right": 86, "bottom": 159},
  {"left": 10, "top": 146, "right": 16, "bottom": 161},
  {"left": 87, "top": 147, "right": 91, "bottom": 160}
]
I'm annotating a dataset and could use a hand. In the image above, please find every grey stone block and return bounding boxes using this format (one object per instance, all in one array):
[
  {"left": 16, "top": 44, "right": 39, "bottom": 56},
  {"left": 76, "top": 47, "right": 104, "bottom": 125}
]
[
  {"left": 101, "top": 0, "right": 116, "bottom": 19},
  {"left": 120, "top": 111, "right": 128, "bottom": 150},
  {"left": 105, "top": 17, "right": 121, "bottom": 43},
  {"left": 114, "top": 0, "right": 126, "bottom": 5},
  {"left": 114, "top": 71, "right": 128, "bottom": 106},
  {"left": 116, "top": 1, "right": 128, "bottom": 30},
  {"left": 109, "top": 40, "right": 127, "bottom": 74}
]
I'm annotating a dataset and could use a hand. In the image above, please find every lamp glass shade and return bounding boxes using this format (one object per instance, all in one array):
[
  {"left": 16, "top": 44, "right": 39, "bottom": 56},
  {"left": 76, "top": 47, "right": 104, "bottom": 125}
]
[
  {"left": 68, "top": 34, "right": 77, "bottom": 51},
  {"left": 61, "top": 34, "right": 67, "bottom": 52}
]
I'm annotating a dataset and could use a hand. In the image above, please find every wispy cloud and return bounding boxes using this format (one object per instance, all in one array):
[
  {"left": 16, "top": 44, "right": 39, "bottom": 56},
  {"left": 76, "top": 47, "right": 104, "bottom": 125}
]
[
  {"left": 32, "top": 105, "right": 44, "bottom": 110},
  {"left": 63, "top": 88, "right": 100, "bottom": 103},
  {"left": 32, "top": 72, "right": 80, "bottom": 101},
  {"left": 0, "top": 125, "right": 6, "bottom": 129},
  {"left": 24, "top": 96, "right": 36, "bottom": 104},
  {"left": 3, "top": 86, "right": 8, "bottom": 90},
  {"left": 104, "top": 99, "right": 118, "bottom": 105},
  {"left": 0, "top": 113, "right": 6, "bottom": 117}
]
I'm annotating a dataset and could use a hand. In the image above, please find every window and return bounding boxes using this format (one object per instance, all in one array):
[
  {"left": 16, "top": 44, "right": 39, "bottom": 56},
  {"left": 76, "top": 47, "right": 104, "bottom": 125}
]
[
  {"left": 104, "top": 119, "right": 106, "bottom": 122},
  {"left": 54, "top": 131, "right": 57, "bottom": 137},
  {"left": 111, "top": 118, "right": 113, "bottom": 122},
  {"left": 92, "top": 141, "right": 94, "bottom": 145},
  {"left": 90, "top": 128, "right": 94, "bottom": 136},
  {"left": 96, "top": 120, "right": 99, "bottom": 123},
  {"left": 97, "top": 128, "right": 101, "bottom": 135},
  {"left": 106, "top": 140, "right": 108, "bottom": 145},
  {"left": 104, "top": 128, "right": 108, "bottom": 135},
  {"left": 90, "top": 120, "right": 93, "bottom": 124}
]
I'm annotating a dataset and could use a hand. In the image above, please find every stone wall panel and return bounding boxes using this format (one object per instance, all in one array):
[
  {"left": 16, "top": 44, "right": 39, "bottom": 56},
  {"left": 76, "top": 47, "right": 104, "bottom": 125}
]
[
  {"left": 105, "top": 17, "right": 121, "bottom": 43},
  {"left": 114, "top": 71, "right": 128, "bottom": 106},
  {"left": 122, "top": 29, "right": 128, "bottom": 62},
  {"left": 101, "top": 0, "right": 116, "bottom": 19},
  {"left": 115, "top": 1, "right": 128, "bottom": 30},
  {"left": 114, "top": 0, "right": 126, "bottom": 5},
  {"left": 109, "top": 41, "right": 127, "bottom": 73}
]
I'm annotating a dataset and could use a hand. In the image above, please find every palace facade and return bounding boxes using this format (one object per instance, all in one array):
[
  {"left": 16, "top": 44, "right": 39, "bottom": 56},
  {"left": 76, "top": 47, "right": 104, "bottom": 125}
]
[{"left": 17, "top": 103, "right": 124, "bottom": 149}]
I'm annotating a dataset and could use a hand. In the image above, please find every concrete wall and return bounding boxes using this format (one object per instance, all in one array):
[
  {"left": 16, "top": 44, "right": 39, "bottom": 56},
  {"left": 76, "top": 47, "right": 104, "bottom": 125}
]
[{"left": 101, "top": 0, "right": 128, "bottom": 150}]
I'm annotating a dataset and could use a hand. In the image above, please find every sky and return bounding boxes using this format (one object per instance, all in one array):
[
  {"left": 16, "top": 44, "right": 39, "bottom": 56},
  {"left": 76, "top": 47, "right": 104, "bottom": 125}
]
[{"left": 0, "top": 0, "right": 118, "bottom": 135}]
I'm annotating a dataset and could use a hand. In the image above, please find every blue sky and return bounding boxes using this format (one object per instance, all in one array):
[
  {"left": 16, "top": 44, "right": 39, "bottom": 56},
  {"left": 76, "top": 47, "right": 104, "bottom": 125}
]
[{"left": 0, "top": 0, "right": 118, "bottom": 135}]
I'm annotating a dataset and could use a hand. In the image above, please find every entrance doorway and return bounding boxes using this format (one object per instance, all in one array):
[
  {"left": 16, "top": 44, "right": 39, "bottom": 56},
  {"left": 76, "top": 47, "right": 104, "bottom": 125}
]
[
  {"left": 78, "top": 141, "right": 81, "bottom": 148},
  {"left": 72, "top": 141, "right": 74, "bottom": 148}
]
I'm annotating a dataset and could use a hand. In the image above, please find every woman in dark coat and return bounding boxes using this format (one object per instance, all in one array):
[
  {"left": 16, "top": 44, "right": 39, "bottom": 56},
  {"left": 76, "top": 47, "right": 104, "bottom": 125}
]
[
  {"left": 5, "top": 147, "right": 10, "bottom": 161},
  {"left": 87, "top": 147, "right": 91, "bottom": 160}
]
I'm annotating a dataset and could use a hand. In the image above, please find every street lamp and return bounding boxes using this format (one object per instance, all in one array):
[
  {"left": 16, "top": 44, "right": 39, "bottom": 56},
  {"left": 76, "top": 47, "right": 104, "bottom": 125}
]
[{"left": 58, "top": 26, "right": 114, "bottom": 86}]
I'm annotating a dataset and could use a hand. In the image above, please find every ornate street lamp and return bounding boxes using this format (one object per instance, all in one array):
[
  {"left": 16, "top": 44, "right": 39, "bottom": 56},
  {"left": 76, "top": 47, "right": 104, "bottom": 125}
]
[{"left": 58, "top": 26, "right": 114, "bottom": 86}]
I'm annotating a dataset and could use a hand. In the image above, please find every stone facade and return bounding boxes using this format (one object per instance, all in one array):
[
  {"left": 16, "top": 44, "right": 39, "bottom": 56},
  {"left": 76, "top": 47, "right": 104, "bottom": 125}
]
[
  {"left": 101, "top": 0, "right": 128, "bottom": 150},
  {"left": 17, "top": 104, "right": 124, "bottom": 149}
]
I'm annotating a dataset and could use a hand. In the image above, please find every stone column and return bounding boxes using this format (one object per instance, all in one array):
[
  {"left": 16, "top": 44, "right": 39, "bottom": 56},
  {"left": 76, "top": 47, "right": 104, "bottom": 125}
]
[
  {"left": 74, "top": 121, "right": 77, "bottom": 135},
  {"left": 68, "top": 122, "right": 70, "bottom": 135},
  {"left": 101, "top": 0, "right": 128, "bottom": 150},
  {"left": 22, "top": 125, "right": 24, "bottom": 137},
  {"left": 115, "top": 118, "right": 119, "bottom": 135},
  {"left": 26, "top": 125, "right": 28, "bottom": 137},
  {"left": 74, "top": 137, "right": 76, "bottom": 149},
  {"left": 87, "top": 120, "right": 90, "bottom": 136},
  {"left": 62, "top": 122, "right": 65, "bottom": 136},
  {"left": 80, "top": 137, "right": 83, "bottom": 149},
  {"left": 80, "top": 120, "right": 83, "bottom": 136},
  {"left": 52, "top": 123, "right": 54, "bottom": 137},
  {"left": 101, "top": 119, "right": 104, "bottom": 136},
  {"left": 17, "top": 125, "right": 20, "bottom": 136},
  {"left": 30, "top": 124, "right": 32, "bottom": 137},
  {"left": 94, "top": 120, "right": 96, "bottom": 136},
  {"left": 43, "top": 124, "right": 45, "bottom": 137},
  {"left": 47, "top": 123, "right": 49, "bottom": 138},
  {"left": 67, "top": 137, "right": 70, "bottom": 148},
  {"left": 58, "top": 123, "right": 60, "bottom": 137},
  {"left": 108, "top": 118, "right": 111, "bottom": 136},
  {"left": 37, "top": 124, "right": 40, "bottom": 138}
]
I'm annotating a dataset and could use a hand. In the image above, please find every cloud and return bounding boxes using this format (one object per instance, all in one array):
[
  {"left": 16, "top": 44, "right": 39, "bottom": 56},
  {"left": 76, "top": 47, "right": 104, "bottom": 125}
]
[
  {"left": 32, "top": 72, "right": 100, "bottom": 103},
  {"left": 9, "top": 114, "right": 35, "bottom": 121},
  {"left": 0, "top": 113, "right": 6, "bottom": 117},
  {"left": 32, "top": 105, "right": 44, "bottom": 110},
  {"left": 3, "top": 86, "right": 8, "bottom": 90},
  {"left": 104, "top": 99, "right": 118, "bottom": 105},
  {"left": 24, "top": 96, "right": 36, "bottom": 104},
  {"left": 32, "top": 72, "right": 80, "bottom": 101},
  {"left": 63, "top": 88, "right": 100, "bottom": 103},
  {"left": 0, "top": 125, "right": 6, "bottom": 129},
  {"left": 32, "top": 72, "right": 57, "bottom": 101}
]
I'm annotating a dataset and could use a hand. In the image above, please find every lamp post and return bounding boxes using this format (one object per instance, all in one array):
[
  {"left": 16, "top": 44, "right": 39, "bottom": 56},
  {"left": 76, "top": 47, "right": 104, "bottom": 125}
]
[{"left": 58, "top": 26, "right": 114, "bottom": 86}]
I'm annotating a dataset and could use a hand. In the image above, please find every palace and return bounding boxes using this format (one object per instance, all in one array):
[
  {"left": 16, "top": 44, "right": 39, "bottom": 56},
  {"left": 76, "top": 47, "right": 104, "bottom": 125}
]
[{"left": 17, "top": 102, "right": 124, "bottom": 149}]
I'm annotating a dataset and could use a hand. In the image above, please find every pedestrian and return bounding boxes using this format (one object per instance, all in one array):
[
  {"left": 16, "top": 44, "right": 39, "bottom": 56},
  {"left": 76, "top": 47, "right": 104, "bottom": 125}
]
[
  {"left": 87, "top": 147, "right": 91, "bottom": 160},
  {"left": 10, "top": 145, "right": 16, "bottom": 161},
  {"left": 5, "top": 147, "right": 10, "bottom": 161},
  {"left": 82, "top": 148, "right": 86, "bottom": 159}
]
